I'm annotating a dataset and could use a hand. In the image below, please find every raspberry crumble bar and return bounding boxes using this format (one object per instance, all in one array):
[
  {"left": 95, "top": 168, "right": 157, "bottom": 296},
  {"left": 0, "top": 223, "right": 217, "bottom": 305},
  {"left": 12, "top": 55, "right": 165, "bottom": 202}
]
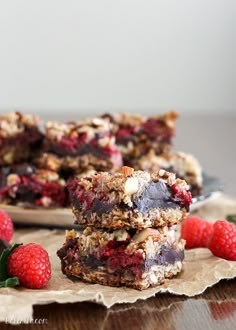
[
  {"left": 57, "top": 226, "right": 185, "bottom": 290},
  {"left": 68, "top": 167, "right": 192, "bottom": 229},
  {"left": 102, "top": 111, "right": 178, "bottom": 163},
  {"left": 58, "top": 166, "right": 191, "bottom": 289},
  {"left": 35, "top": 117, "right": 122, "bottom": 176},
  {"left": 0, "top": 112, "right": 43, "bottom": 165}
]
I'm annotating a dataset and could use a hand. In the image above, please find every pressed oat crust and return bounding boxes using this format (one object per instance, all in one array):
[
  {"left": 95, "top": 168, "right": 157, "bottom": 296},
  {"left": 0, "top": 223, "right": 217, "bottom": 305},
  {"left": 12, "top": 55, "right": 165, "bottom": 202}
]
[{"left": 61, "top": 260, "right": 183, "bottom": 290}]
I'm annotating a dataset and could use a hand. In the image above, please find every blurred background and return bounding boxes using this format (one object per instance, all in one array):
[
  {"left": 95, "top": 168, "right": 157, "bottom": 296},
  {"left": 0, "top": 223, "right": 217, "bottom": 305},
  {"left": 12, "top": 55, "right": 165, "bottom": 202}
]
[
  {"left": 0, "top": 0, "right": 235, "bottom": 194},
  {"left": 0, "top": 0, "right": 235, "bottom": 116}
]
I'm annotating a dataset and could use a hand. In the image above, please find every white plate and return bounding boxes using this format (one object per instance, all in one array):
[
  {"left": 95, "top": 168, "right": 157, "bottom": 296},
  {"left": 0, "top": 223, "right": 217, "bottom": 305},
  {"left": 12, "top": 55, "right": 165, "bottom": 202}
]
[
  {"left": 0, "top": 204, "right": 75, "bottom": 228},
  {"left": 0, "top": 173, "right": 222, "bottom": 228}
]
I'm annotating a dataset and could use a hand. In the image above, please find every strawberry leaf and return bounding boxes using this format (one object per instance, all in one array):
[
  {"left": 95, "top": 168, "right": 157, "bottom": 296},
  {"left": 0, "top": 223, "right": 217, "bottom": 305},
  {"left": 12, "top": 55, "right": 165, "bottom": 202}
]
[
  {"left": 0, "top": 277, "right": 19, "bottom": 288},
  {"left": 0, "top": 243, "right": 22, "bottom": 282},
  {"left": 226, "top": 215, "right": 236, "bottom": 225}
]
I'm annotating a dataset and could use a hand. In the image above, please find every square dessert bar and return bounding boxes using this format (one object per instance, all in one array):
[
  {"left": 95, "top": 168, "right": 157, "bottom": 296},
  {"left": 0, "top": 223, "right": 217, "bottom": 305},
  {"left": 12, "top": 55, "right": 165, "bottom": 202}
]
[
  {"left": 57, "top": 226, "right": 185, "bottom": 290},
  {"left": 68, "top": 167, "right": 192, "bottom": 229},
  {"left": 133, "top": 151, "right": 203, "bottom": 197},
  {"left": 0, "top": 112, "right": 43, "bottom": 165},
  {"left": 35, "top": 117, "right": 122, "bottom": 175},
  {"left": 102, "top": 111, "right": 178, "bottom": 162},
  {"left": 0, "top": 164, "right": 67, "bottom": 207}
]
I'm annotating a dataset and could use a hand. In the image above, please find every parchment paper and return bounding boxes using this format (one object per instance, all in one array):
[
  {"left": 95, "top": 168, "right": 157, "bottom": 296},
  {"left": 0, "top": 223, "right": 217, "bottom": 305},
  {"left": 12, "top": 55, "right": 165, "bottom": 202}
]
[{"left": 0, "top": 194, "right": 236, "bottom": 323}]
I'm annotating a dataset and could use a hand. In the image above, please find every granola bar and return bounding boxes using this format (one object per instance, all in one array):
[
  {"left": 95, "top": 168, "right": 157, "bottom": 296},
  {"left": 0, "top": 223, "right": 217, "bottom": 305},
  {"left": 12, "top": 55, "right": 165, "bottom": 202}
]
[
  {"left": 102, "top": 111, "right": 178, "bottom": 163},
  {"left": 68, "top": 167, "right": 192, "bottom": 229},
  {"left": 0, "top": 112, "right": 43, "bottom": 165},
  {"left": 0, "top": 164, "right": 67, "bottom": 207},
  {"left": 35, "top": 117, "right": 122, "bottom": 175},
  {"left": 133, "top": 151, "right": 203, "bottom": 196},
  {"left": 57, "top": 226, "right": 185, "bottom": 290}
]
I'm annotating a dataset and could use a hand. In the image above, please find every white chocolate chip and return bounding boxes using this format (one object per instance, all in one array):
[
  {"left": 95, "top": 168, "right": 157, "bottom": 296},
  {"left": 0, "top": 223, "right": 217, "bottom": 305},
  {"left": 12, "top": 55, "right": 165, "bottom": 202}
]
[{"left": 124, "top": 177, "right": 139, "bottom": 195}]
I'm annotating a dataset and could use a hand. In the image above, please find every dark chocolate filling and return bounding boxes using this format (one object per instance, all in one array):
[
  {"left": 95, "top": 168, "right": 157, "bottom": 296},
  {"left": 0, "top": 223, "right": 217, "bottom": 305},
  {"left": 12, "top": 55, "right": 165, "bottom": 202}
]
[
  {"left": 48, "top": 143, "right": 109, "bottom": 159},
  {"left": 80, "top": 255, "right": 107, "bottom": 269},
  {"left": 144, "top": 245, "right": 184, "bottom": 270},
  {"left": 90, "top": 199, "right": 115, "bottom": 216},
  {"left": 14, "top": 185, "right": 40, "bottom": 203},
  {"left": 134, "top": 181, "right": 179, "bottom": 213},
  {"left": 0, "top": 167, "right": 11, "bottom": 188},
  {"left": 14, "top": 164, "right": 36, "bottom": 176}
]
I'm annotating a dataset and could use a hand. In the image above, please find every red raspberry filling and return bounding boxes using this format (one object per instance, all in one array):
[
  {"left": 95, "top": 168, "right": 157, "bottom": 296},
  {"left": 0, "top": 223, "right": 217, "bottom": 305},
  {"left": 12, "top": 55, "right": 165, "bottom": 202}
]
[
  {"left": 1, "top": 175, "right": 67, "bottom": 207},
  {"left": 59, "top": 136, "right": 80, "bottom": 153},
  {"left": 171, "top": 183, "right": 192, "bottom": 206},
  {"left": 141, "top": 118, "right": 173, "bottom": 141},
  {"left": 49, "top": 133, "right": 122, "bottom": 165},
  {"left": 70, "top": 182, "right": 111, "bottom": 211},
  {"left": 102, "top": 146, "right": 123, "bottom": 166},
  {"left": 98, "top": 240, "right": 144, "bottom": 276},
  {"left": 35, "top": 181, "right": 67, "bottom": 207}
]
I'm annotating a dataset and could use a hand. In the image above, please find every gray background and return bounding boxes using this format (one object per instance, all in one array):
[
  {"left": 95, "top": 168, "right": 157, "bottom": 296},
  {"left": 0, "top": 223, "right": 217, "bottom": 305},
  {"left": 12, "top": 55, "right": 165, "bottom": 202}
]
[
  {"left": 175, "top": 114, "right": 236, "bottom": 197},
  {"left": 0, "top": 0, "right": 235, "bottom": 114},
  {"left": 0, "top": 1, "right": 235, "bottom": 196}
]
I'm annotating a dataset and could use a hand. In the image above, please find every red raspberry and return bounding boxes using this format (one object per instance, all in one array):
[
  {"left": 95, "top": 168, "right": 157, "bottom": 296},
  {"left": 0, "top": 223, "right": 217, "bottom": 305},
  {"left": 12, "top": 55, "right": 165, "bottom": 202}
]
[
  {"left": 207, "top": 220, "right": 236, "bottom": 261},
  {"left": 181, "top": 216, "right": 213, "bottom": 249},
  {"left": 0, "top": 209, "right": 14, "bottom": 243},
  {"left": 7, "top": 243, "right": 51, "bottom": 289}
]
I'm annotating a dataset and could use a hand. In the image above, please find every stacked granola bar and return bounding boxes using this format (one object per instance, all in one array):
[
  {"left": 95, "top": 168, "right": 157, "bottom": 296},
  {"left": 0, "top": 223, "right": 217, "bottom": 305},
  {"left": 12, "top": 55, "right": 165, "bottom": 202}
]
[
  {"left": 57, "top": 166, "right": 192, "bottom": 289},
  {"left": 0, "top": 112, "right": 43, "bottom": 165}
]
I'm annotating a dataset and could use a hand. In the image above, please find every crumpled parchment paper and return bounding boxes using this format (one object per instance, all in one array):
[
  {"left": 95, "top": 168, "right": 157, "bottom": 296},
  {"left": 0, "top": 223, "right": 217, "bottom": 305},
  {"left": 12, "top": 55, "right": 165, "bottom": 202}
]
[{"left": 0, "top": 194, "right": 235, "bottom": 323}]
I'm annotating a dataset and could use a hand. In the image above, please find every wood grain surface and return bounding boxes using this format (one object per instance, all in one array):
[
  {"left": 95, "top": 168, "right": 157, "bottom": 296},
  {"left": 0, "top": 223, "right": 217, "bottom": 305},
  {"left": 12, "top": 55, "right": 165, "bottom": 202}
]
[{"left": 1, "top": 278, "right": 235, "bottom": 330}]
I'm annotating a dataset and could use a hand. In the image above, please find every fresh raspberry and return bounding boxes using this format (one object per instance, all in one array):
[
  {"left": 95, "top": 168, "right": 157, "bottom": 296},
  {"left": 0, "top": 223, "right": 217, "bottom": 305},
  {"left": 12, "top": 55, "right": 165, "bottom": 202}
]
[
  {"left": 7, "top": 243, "right": 51, "bottom": 289},
  {"left": 207, "top": 220, "right": 236, "bottom": 261},
  {"left": 181, "top": 216, "right": 213, "bottom": 249},
  {"left": 0, "top": 209, "right": 14, "bottom": 243}
]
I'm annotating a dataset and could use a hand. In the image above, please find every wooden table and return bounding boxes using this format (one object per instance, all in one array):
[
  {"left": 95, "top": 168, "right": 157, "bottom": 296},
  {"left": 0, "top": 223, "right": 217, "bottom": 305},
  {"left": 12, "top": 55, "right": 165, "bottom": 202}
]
[{"left": 1, "top": 278, "right": 235, "bottom": 330}]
